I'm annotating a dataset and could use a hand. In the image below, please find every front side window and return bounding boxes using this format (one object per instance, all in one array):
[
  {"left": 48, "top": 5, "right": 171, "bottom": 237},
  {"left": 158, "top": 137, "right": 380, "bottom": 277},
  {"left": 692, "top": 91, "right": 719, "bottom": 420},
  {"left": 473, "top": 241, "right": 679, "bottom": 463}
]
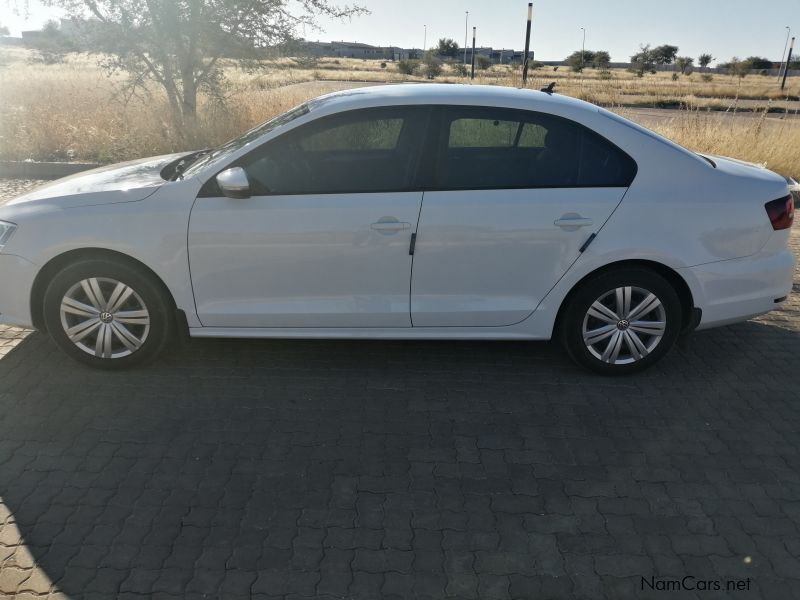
[
  {"left": 436, "top": 107, "right": 636, "bottom": 190},
  {"left": 236, "top": 107, "right": 428, "bottom": 195}
]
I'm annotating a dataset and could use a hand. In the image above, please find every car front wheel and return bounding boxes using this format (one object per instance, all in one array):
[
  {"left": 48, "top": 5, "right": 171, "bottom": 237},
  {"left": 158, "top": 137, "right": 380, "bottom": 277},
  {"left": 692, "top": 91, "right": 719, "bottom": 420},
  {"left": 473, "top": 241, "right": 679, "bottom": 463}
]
[
  {"left": 560, "top": 268, "right": 682, "bottom": 374},
  {"left": 43, "top": 259, "right": 173, "bottom": 368}
]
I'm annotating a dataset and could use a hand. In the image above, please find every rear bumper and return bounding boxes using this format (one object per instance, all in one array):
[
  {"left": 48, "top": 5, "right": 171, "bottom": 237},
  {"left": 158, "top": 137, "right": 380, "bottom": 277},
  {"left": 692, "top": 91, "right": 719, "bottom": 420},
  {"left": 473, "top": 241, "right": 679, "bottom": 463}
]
[
  {"left": 0, "top": 254, "right": 38, "bottom": 328},
  {"left": 683, "top": 248, "right": 795, "bottom": 330}
]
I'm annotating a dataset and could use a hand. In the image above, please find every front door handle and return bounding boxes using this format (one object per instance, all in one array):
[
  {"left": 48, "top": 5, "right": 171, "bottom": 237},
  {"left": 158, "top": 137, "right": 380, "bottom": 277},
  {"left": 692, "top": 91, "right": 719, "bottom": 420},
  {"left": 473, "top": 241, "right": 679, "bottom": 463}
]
[
  {"left": 554, "top": 213, "right": 593, "bottom": 230},
  {"left": 371, "top": 218, "right": 411, "bottom": 234}
]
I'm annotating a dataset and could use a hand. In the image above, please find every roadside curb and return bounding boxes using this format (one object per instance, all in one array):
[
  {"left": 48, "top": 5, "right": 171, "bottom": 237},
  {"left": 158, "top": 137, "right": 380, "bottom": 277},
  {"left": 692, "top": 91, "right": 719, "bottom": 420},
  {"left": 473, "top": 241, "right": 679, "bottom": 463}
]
[{"left": 0, "top": 161, "right": 101, "bottom": 179}]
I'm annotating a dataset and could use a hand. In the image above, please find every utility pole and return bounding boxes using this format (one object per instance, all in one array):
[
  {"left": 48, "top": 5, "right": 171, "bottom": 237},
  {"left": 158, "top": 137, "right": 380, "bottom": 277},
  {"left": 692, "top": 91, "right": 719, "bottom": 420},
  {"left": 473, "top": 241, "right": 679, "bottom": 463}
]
[
  {"left": 581, "top": 27, "right": 586, "bottom": 70},
  {"left": 522, "top": 3, "right": 533, "bottom": 84},
  {"left": 463, "top": 11, "right": 469, "bottom": 65},
  {"left": 782, "top": 37, "right": 795, "bottom": 91},
  {"left": 423, "top": 24, "right": 427, "bottom": 53},
  {"left": 471, "top": 27, "right": 476, "bottom": 79},
  {"left": 778, "top": 26, "right": 791, "bottom": 82}
]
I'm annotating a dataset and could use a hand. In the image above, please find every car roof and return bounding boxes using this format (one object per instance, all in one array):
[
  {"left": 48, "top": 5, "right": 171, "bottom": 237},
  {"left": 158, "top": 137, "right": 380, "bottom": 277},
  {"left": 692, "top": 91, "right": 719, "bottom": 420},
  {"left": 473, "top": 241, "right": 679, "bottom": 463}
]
[{"left": 307, "top": 83, "right": 597, "bottom": 115}]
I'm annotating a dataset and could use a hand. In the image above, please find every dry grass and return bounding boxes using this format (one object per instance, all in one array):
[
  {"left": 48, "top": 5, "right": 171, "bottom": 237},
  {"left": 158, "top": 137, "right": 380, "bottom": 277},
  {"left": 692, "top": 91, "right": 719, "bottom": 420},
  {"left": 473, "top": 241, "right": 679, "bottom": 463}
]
[{"left": 1, "top": 48, "right": 799, "bottom": 177}]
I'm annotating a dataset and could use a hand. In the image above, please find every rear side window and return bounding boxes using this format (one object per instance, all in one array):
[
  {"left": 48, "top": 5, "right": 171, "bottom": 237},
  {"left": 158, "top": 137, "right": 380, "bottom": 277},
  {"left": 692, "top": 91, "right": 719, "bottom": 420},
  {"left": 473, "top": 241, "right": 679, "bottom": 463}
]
[{"left": 435, "top": 107, "right": 636, "bottom": 190}]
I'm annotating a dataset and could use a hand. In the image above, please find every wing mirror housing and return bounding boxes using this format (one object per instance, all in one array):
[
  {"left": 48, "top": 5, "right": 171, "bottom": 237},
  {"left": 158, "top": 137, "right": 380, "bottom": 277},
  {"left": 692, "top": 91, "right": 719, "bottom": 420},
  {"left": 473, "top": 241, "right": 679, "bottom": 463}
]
[{"left": 216, "top": 167, "right": 251, "bottom": 199}]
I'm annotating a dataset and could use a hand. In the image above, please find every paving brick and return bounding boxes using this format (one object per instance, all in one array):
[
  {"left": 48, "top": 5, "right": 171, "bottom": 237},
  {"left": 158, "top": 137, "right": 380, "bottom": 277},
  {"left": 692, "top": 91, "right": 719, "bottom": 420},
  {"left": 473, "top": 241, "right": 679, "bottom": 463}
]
[{"left": 0, "top": 207, "right": 798, "bottom": 598}]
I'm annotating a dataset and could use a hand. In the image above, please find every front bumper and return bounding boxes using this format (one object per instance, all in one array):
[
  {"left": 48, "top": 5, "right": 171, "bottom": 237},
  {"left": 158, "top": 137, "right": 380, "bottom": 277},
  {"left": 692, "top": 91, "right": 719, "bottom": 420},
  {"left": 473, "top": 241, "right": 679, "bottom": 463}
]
[
  {"left": 0, "top": 254, "right": 38, "bottom": 328},
  {"left": 684, "top": 248, "right": 796, "bottom": 330}
]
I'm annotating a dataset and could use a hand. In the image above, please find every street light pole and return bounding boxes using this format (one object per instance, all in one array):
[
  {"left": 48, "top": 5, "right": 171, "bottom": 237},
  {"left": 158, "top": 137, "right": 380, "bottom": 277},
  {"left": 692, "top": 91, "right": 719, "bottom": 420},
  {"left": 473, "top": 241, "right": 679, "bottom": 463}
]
[
  {"left": 471, "top": 26, "right": 476, "bottom": 79},
  {"left": 463, "top": 11, "right": 469, "bottom": 65},
  {"left": 778, "top": 26, "right": 791, "bottom": 82},
  {"left": 581, "top": 27, "right": 586, "bottom": 70},
  {"left": 782, "top": 37, "right": 795, "bottom": 91},
  {"left": 522, "top": 3, "right": 533, "bottom": 84}
]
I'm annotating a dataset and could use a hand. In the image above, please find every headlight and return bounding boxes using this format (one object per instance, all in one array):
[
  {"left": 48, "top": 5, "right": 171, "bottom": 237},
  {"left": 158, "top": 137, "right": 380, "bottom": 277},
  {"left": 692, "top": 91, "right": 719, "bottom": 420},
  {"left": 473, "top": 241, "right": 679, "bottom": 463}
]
[{"left": 0, "top": 221, "right": 18, "bottom": 252}]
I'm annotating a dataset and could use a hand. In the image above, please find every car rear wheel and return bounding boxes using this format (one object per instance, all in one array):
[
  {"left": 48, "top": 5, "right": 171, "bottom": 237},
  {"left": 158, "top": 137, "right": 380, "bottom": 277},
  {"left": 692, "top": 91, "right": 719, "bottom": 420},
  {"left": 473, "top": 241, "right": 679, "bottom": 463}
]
[
  {"left": 43, "top": 259, "right": 173, "bottom": 368},
  {"left": 560, "top": 268, "right": 682, "bottom": 374}
]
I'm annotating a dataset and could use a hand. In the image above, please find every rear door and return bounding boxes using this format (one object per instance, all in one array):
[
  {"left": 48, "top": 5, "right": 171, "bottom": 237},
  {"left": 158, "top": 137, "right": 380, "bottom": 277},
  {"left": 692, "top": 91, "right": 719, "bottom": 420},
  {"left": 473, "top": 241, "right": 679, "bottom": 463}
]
[{"left": 410, "top": 106, "right": 636, "bottom": 327}]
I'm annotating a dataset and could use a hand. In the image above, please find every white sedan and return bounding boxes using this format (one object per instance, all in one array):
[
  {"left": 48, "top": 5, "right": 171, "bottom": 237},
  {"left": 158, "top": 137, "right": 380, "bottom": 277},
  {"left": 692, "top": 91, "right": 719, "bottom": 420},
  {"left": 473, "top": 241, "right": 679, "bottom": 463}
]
[{"left": 0, "top": 84, "right": 794, "bottom": 374}]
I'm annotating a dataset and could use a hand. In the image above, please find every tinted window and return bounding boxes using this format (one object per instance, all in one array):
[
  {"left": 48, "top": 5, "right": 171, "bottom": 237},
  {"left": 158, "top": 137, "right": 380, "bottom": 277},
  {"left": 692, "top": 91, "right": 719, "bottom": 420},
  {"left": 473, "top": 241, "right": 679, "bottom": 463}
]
[
  {"left": 236, "top": 107, "right": 428, "bottom": 195},
  {"left": 436, "top": 107, "right": 636, "bottom": 190}
]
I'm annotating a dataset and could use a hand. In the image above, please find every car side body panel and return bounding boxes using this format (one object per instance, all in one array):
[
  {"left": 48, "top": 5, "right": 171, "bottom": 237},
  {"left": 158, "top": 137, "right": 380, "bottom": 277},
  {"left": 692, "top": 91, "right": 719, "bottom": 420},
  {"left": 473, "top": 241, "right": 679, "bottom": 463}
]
[{"left": 0, "top": 84, "right": 794, "bottom": 342}]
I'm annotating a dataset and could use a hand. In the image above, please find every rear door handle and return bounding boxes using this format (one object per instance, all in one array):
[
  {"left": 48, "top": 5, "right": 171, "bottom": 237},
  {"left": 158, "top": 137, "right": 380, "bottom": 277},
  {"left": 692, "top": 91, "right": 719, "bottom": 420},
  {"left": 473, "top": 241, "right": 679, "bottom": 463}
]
[
  {"left": 554, "top": 214, "right": 593, "bottom": 230},
  {"left": 371, "top": 218, "right": 410, "bottom": 233}
]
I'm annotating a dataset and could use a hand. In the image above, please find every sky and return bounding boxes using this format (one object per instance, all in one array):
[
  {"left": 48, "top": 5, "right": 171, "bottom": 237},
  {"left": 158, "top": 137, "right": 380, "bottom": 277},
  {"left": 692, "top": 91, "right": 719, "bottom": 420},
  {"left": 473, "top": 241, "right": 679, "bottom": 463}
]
[{"left": 1, "top": 0, "right": 797, "bottom": 64}]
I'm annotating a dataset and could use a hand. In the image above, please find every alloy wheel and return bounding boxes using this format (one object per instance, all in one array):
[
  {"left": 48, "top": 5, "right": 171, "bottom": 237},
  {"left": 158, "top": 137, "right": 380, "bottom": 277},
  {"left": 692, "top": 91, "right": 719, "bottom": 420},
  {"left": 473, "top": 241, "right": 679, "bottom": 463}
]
[
  {"left": 59, "top": 277, "right": 151, "bottom": 359},
  {"left": 581, "top": 286, "right": 666, "bottom": 365}
]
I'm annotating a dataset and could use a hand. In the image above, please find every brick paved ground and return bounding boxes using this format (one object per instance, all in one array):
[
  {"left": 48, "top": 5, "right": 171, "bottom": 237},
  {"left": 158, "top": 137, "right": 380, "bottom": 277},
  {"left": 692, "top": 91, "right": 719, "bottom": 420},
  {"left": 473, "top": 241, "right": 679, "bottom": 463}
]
[{"left": 1, "top": 179, "right": 799, "bottom": 599}]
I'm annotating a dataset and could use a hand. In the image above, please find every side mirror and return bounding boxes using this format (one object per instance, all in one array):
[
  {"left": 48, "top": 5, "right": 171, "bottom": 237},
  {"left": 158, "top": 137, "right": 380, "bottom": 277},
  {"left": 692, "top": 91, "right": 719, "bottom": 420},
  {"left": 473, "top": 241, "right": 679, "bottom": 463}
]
[{"left": 216, "top": 167, "right": 251, "bottom": 199}]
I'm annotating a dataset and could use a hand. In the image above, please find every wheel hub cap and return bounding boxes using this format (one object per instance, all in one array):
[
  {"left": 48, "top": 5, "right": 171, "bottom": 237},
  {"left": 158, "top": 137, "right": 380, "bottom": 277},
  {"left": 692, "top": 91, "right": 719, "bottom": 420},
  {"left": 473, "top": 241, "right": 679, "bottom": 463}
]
[
  {"left": 59, "top": 277, "right": 151, "bottom": 359},
  {"left": 581, "top": 286, "right": 666, "bottom": 365}
]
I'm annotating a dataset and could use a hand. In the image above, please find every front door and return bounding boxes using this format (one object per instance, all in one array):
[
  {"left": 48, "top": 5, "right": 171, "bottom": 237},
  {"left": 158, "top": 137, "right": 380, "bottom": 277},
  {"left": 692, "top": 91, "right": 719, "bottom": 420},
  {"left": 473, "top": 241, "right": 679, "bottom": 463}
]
[{"left": 189, "top": 106, "right": 430, "bottom": 328}]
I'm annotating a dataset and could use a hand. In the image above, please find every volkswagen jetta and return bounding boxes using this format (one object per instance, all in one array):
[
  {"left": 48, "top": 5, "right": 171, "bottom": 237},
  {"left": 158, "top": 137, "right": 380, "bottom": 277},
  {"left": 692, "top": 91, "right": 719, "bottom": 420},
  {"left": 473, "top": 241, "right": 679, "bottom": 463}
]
[{"left": 0, "top": 84, "right": 794, "bottom": 373}]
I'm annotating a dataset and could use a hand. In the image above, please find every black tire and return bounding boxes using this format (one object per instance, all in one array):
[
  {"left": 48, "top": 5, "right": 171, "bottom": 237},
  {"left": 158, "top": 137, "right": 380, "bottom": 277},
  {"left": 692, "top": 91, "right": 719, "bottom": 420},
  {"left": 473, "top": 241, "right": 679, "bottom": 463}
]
[
  {"left": 560, "top": 268, "right": 682, "bottom": 375},
  {"left": 43, "top": 258, "right": 173, "bottom": 369}
]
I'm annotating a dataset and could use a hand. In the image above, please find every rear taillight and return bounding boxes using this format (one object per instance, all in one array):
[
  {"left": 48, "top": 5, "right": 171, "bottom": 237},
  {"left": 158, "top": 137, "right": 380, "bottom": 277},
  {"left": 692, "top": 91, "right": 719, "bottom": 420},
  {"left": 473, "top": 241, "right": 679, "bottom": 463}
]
[{"left": 765, "top": 194, "right": 794, "bottom": 230}]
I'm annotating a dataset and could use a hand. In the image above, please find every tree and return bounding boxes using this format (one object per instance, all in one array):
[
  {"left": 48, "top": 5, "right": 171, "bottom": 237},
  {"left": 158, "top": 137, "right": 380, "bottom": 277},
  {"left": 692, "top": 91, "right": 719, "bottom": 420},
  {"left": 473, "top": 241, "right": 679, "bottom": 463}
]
[
  {"left": 565, "top": 49, "right": 594, "bottom": 72},
  {"left": 745, "top": 56, "right": 772, "bottom": 70},
  {"left": 720, "top": 57, "right": 752, "bottom": 78},
  {"left": 436, "top": 37, "right": 459, "bottom": 58},
  {"left": 0, "top": 23, "right": 10, "bottom": 36},
  {"left": 651, "top": 44, "right": 679, "bottom": 65},
  {"left": 675, "top": 56, "right": 694, "bottom": 74},
  {"left": 698, "top": 53, "right": 713, "bottom": 71},
  {"left": 40, "top": 0, "right": 367, "bottom": 121},
  {"left": 29, "top": 19, "right": 76, "bottom": 64},
  {"left": 630, "top": 44, "right": 656, "bottom": 76},
  {"left": 592, "top": 50, "right": 610, "bottom": 69}
]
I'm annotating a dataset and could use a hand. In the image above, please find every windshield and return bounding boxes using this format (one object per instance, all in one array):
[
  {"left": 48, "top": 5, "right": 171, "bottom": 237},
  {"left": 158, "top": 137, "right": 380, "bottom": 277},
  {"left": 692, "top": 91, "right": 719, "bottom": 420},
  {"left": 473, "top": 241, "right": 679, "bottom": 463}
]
[{"left": 181, "top": 102, "right": 312, "bottom": 177}]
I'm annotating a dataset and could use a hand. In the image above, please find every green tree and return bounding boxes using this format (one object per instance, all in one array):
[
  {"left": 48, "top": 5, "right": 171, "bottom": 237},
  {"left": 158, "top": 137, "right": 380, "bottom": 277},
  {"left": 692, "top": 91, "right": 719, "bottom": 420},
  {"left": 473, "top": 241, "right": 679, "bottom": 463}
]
[
  {"left": 29, "top": 19, "right": 76, "bottom": 64},
  {"left": 39, "top": 0, "right": 366, "bottom": 121},
  {"left": 592, "top": 50, "right": 610, "bottom": 69},
  {"left": 652, "top": 44, "right": 679, "bottom": 65},
  {"left": 675, "top": 56, "right": 694, "bottom": 74},
  {"left": 436, "top": 37, "right": 459, "bottom": 58},
  {"left": 565, "top": 49, "right": 594, "bottom": 72},
  {"left": 698, "top": 53, "right": 714, "bottom": 71},
  {"left": 745, "top": 56, "right": 772, "bottom": 70},
  {"left": 720, "top": 57, "right": 752, "bottom": 78},
  {"left": 630, "top": 44, "right": 656, "bottom": 76}
]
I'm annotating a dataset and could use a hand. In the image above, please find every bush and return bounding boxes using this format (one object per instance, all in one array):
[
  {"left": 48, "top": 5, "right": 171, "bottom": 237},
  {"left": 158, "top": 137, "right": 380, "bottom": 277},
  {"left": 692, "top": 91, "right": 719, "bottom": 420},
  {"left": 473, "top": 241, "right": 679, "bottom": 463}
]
[
  {"left": 451, "top": 63, "right": 468, "bottom": 77},
  {"left": 475, "top": 55, "right": 492, "bottom": 70},
  {"left": 598, "top": 70, "right": 612, "bottom": 80},
  {"left": 671, "top": 73, "right": 679, "bottom": 81},
  {"left": 422, "top": 52, "right": 442, "bottom": 79},
  {"left": 397, "top": 59, "right": 418, "bottom": 75},
  {"left": 380, "top": 62, "right": 387, "bottom": 69},
  {"left": 701, "top": 74, "right": 713, "bottom": 82}
]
